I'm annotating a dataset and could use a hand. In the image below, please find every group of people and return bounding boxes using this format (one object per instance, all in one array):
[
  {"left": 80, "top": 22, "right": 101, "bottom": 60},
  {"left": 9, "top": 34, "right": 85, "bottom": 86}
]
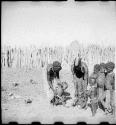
[{"left": 46, "top": 58, "right": 115, "bottom": 116}]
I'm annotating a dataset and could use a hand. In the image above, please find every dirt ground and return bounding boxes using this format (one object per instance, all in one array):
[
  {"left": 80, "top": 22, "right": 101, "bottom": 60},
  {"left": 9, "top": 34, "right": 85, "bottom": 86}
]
[{"left": 1, "top": 67, "right": 116, "bottom": 124}]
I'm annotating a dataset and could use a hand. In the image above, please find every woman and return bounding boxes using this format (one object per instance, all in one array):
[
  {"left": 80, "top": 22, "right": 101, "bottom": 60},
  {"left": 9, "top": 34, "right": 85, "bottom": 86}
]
[
  {"left": 72, "top": 58, "right": 88, "bottom": 107},
  {"left": 46, "top": 61, "right": 63, "bottom": 104}
]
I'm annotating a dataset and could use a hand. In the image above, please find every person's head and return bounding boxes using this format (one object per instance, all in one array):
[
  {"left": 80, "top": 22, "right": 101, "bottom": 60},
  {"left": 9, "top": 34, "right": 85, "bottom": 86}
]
[
  {"left": 89, "top": 77, "right": 96, "bottom": 87},
  {"left": 53, "top": 61, "right": 62, "bottom": 72},
  {"left": 99, "top": 63, "right": 106, "bottom": 73},
  {"left": 105, "top": 61, "right": 115, "bottom": 73},
  {"left": 93, "top": 64, "right": 100, "bottom": 74},
  {"left": 57, "top": 82, "right": 63, "bottom": 88},
  {"left": 62, "top": 81, "right": 68, "bottom": 90}
]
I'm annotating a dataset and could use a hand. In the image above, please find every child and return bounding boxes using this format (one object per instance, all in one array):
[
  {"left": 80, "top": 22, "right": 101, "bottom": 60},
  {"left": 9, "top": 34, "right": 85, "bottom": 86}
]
[
  {"left": 51, "top": 81, "right": 69, "bottom": 106},
  {"left": 88, "top": 64, "right": 99, "bottom": 116}
]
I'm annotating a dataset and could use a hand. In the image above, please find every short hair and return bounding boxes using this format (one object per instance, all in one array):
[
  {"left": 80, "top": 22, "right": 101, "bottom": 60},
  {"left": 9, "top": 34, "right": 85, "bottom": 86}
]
[
  {"left": 105, "top": 61, "right": 115, "bottom": 72},
  {"left": 53, "top": 61, "right": 62, "bottom": 71},
  {"left": 93, "top": 64, "right": 100, "bottom": 73},
  {"left": 100, "top": 63, "right": 106, "bottom": 69}
]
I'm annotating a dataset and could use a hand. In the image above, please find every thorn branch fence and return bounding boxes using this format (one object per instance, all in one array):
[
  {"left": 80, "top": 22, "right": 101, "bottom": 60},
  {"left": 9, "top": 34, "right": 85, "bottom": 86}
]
[{"left": 1, "top": 43, "right": 115, "bottom": 73}]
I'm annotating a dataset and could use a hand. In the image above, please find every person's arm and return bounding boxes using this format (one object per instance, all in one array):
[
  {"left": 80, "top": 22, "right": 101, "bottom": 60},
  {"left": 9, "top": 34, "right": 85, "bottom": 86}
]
[
  {"left": 47, "top": 70, "right": 54, "bottom": 90},
  {"left": 56, "top": 71, "right": 60, "bottom": 79},
  {"left": 48, "top": 80, "right": 53, "bottom": 90},
  {"left": 82, "top": 62, "right": 89, "bottom": 84},
  {"left": 73, "top": 74, "right": 78, "bottom": 97},
  {"left": 71, "top": 63, "right": 78, "bottom": 97},
  {"left": 71, "top": 64, "right": 75, "bottom": 76},
  {"left": 96, "top": 82, "right": 99, "bottom": 100}
]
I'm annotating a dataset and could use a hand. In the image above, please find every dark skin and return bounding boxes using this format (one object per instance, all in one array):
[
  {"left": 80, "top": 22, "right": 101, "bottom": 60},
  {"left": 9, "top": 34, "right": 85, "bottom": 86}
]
[
  {"left": 88, "top": 64, "right": 107, "bottom": 116},
  {"left": 72, "top": 58, "right": 88, "bottom": 108},
  {"left": 47, "top": 63, "right": 70, "bottom": 106},
  {"left": 96, "top": 67, "right": 106, "bottom": 111},
  {"left": 72, "top": 58, "right": 88, "bottom": 98},
  {"left": 89, "top": 87, "right": 99, "bottom": 116},
  {"left": 47, "top": 64, "right": 61, "bottom": 95},
  {"left": 105, "top": 69, "right": 115, "bottom": 115},
  {"left": 88, "top": 73, "right": 99, "bottom": 116}
]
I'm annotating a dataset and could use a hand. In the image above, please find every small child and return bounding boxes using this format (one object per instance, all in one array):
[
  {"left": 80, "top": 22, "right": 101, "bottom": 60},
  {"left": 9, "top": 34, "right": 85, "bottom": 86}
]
[
  {"left": 51, "top": 81, "right": 68, "bottom": 106},
  {"left": 105, "top": 62, "right": 115, "bottom": 116},
  {"left": 88, "top": 83, "right": 98, "bottom": 116}
]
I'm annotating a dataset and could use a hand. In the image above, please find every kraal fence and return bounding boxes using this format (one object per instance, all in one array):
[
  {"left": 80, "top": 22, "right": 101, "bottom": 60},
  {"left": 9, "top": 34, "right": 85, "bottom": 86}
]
[{"left": 1, "top": 42, "right": 115, "bottom": 73}]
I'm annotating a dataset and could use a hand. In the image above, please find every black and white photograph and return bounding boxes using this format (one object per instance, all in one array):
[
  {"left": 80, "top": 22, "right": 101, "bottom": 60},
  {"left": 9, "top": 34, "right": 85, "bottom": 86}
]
[{"left": 1, "top": 1, "right": 116, "bottom": 124}]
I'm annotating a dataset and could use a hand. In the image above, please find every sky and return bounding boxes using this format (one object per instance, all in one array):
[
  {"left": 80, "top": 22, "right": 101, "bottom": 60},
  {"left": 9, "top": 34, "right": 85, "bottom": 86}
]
[{"left": 2, "top": 1, "right": 116, "bottom": 47}]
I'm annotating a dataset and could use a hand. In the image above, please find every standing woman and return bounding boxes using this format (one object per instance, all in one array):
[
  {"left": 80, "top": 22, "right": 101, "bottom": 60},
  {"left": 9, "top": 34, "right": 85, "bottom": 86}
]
[{"left": 71, "top": 57, "right": 89, "bottom": 108}]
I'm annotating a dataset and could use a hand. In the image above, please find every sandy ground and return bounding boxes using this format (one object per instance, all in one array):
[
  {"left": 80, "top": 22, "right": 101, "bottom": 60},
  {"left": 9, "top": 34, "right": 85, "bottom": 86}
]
[{"left": 1, "top": 67, "right": 116, "bottom": 124}]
